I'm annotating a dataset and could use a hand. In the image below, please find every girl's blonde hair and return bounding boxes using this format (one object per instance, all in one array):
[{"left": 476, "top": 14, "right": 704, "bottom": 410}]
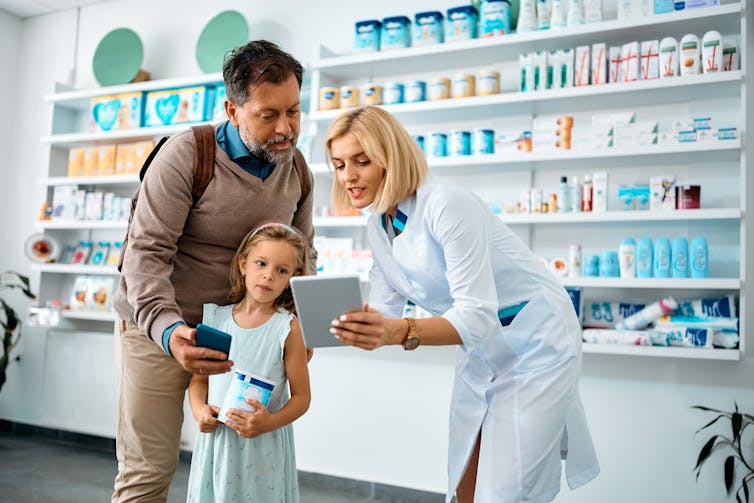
[
  {"left": 229, "top": 223, "right": 310, "bottom": 312},
  {"left": 325, "top": 106, "right": 428, "bottom": 213}
]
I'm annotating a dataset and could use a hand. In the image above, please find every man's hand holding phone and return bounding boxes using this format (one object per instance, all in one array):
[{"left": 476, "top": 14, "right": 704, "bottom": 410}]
[{"left": 169, "top": 324, "right": 233, "bottom": 375}]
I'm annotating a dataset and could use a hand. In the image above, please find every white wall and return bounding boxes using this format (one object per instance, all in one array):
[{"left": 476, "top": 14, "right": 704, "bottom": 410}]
[{"left": 0, "top": 1, "right": 752, "bottom": 501}]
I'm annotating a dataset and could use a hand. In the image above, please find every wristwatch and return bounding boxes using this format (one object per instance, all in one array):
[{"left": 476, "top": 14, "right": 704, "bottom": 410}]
[{"left": 402, "top": 317, "right": 420, "bottom": 351}]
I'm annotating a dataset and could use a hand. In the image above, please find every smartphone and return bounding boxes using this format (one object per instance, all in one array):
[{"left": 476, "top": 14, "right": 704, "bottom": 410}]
[{"left": 195, "top": 323, "right": 232, "bottom": 357}]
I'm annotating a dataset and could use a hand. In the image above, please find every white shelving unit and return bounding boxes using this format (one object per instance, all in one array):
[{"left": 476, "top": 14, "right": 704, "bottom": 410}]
[{"left": 306, "top": 2, "right": 746, "bottom": 360}]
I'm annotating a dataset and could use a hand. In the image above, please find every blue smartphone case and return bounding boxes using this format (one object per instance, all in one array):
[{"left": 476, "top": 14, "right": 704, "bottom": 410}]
[{"left": 195, "top": 323, "right": 232, "bottom": 356}]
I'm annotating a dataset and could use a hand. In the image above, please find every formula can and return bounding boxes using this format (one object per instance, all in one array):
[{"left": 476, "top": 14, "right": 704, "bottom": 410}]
[
  {"left": 381, "top": 16, "right": 411, "bottom": 50},
  {"left": 426, "top": 132, "right": 448, "bottom": 157},
  {"left": 340, "top": 86, "right": 360, "bottom": 108},
  {"left": 318, "top": 87, "right": 340, "bottom": 110},
  {"left": 383, "top": 82, "right": 405, "bottom": 104},
  {"left": 413, "top": 11, "right": 444, "bottom": 46},
  {"left": 451, "top": 73, "right": 475, "bottom": 98},
  {"left": 354, "top": 19, "right": 381, "bottom": 52},
  {"left": 362, "top": 84, "right": 383, "bottom": 106},
  {"left": 472, "top": 128, "right": 495, "bottom": 154},
  {"left": 476, "top": 70, "right": 500, "bottom": 95},
  {"left": 405, "top": 80, "right": 427, "bottom": 102},
  {"left": 449, "top": 130, "right": 471, "bottom": 156},
  {"left": 428, "top": 77, "right": 450, "bottom": 100}
]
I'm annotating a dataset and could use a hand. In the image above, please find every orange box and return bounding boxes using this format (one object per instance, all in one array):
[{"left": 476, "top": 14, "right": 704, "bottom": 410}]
[
  {"left": 67, "top": 148, "right": 86, "bottom": 177},
  {"left": 82, "top": 147, "right": 98, "bottom": 176},
  {"left": 115, "top": 144, "right": 131, "bottom": 174},
  {"left": 97, "top": 145, "right": 117, "bottom": 175}
]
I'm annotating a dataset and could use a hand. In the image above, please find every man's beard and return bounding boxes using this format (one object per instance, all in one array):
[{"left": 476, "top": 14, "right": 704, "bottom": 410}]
[{"left": 239, "top": 122, "right": 297, "bottom": 166}]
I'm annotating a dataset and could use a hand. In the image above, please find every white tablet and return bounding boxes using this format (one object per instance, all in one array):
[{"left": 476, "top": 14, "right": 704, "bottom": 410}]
[{"left": 289, "top": 274, "right": 364, "bottom": 348}]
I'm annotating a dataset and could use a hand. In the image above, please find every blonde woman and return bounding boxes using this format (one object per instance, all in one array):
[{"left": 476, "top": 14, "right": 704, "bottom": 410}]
[{"left": 326, "top": 107, "right": 599, "bottom": 503}]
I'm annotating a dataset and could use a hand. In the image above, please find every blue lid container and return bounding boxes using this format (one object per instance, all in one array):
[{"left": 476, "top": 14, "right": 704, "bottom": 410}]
[
  {"left": 355, "top": 19, "right": 381, "bottom": 52},
  {"left": 381, "top": 16, "right": 411, "bottom": 50},
  {"left": 405, "top": 80, "right": 427, "bottom": 102},
  {"left": 414, "top": 11, "right": 444, "bottom": 46},
  {"left": 446, "top": 5, "right": 479, "bottom": 41}
]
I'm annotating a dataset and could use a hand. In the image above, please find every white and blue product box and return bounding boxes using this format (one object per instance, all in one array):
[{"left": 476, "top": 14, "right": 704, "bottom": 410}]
[
  {"left": 446, "top": 5, "right": 479, "bottom": 42},
  {"left": 413, "top": 11, "right": 444, "bottom": 46},
  {"left": 381, "top": 16, "right": 411, "bottom": 50},
  {"left": 218, "top": 369, "right": 275, "bottom": 424},
  {"left": 89, "top": 92, "right": 143, "bottom": 132},
  {"left": 355, "top": 19, "right": 381, "bottom": 52},
  {"left": 143, "top": 86, "right": 210, "bottom": 127},
  {"left": 211, "top": 84, "right": 227, "bottom": 121}
]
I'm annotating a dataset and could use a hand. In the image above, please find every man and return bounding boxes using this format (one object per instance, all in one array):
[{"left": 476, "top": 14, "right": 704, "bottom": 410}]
[{"left": 112, "top": 40, "right": 316, "bottom": 502}]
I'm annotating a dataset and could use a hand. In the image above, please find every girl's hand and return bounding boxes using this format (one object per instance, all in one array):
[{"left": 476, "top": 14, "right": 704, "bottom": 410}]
[
  {"left": 196, "top": 404, "right": 221, "bottom": 433},
  {"left": 225, "top": 400, "right": 274, "bottom": 439},
  {"left": 330, "top": 303, "right": 405, "bottom": 350}
]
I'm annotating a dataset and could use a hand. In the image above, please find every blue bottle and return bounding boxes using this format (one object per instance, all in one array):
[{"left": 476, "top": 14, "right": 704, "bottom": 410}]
[
  {"left": 690, "top": 237, "right": 709, "bottom": 278},
  {"left": 636, "top": 237, "right": 653, "bottom": 278},
  {"left": 671, "top": 237, "right": 689, "bottom": 278},
  {"left": 653, "top": 238, "right": 671, "bottom": 278}
]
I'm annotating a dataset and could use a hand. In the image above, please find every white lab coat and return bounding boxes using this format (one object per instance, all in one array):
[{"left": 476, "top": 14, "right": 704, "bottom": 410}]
[{"left": 367, "top": 181, "right": 600, "bottom": 502}]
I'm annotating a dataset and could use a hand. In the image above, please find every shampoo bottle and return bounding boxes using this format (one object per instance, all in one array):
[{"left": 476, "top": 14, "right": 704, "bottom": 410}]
[
  {"left": 518, "top": 0, "right": 538, "bottom": 32},
  {"left": 690, "top": 236, "right": 708, "bottom": 278},
  {"left": 551, "top": 0, "right": 566, "bottom": 28},
  {"left": 671, "top": 237, "right": 689, "bottom": 278},
  {"left": 636, "top": 237, "right": 653, "bottom": 278},
  {"left": 653, "top": 237, "right": 671, "bottom": 278},
  {"left": 567, "top": 0, "right": 585, "bottom": 26},
  {"left": 619, "top": 238, "right": 636, "bottom": 278},
  {"left": 569, "top": 175, "right": 581, "bottom": 212},
  {"left": 680, "top": 33, "right": 700, "bottom": 76},
  {"left": 538, "top": 0, "right": 552, "bottom": 29},
  {"left": 558, "top": 175, "right": 569, "bottom": 213},
  {"left": 701, "top": 30, "right": 723, "bottom": 73},
  {"left": 615, "top": 296, "right": 678, "bottom": 330}
]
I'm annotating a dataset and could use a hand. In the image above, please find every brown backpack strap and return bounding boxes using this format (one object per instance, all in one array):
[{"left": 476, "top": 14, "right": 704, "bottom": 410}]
[{"left": 191, "top": 124, "right": 216, "bottom": 204}]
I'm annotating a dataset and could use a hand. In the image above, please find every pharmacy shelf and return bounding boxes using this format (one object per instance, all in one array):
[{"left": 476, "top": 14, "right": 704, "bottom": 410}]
[
  {"left": 313, "top": 216, "right": 368, "bottom": 227},
  {"left": 309, "top": 141, "right": 741, "bottom": 174},
  {"left": 582, "top": 343, "right": 740, "bottom": 360},
  {"left": 40, "top": 174, "right": 139, "bottom": 186},
  {"left": 561, "top": 277, "right": 740, "bottom": 289},
  {"left": 31, "top": 264, "right": 119, "bottom": 275},
  {"left": 61, "top": 310, "right": 114, "bottom": 322},
  {"left": 310, "top": 72, "right": 742, "bottom": 123},
  {"left": 501, "top": 208, "right": 741, "bottom": 224},
  {"left": 44, "top": 73, "right": 224, "bottom": 110},
  {"left": 314, "top": 4, "right": 741, "bottom": 80},
  {"left": 36, "top": 220, "right": 128, "bottom": 230},
  {"left": 42, "top": 121, "right": 216, "bottom": 148}
]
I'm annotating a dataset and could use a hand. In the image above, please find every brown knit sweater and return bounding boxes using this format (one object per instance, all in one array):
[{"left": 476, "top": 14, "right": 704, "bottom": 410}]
[{"left": 113, "top": 124, "right": 316, "bottom": 345}]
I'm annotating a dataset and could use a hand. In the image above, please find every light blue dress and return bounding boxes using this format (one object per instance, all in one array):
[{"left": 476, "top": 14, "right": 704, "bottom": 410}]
[{"left": 186, "top": 304, "right": 299, "bottom": 503}]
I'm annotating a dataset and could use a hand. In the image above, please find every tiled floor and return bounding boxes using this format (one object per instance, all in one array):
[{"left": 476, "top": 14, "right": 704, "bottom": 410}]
[{"left": 0, "top": 428, "right": 445, "bottom": 503}]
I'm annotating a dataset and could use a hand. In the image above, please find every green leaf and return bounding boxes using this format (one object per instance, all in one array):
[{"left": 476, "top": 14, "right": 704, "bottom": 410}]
[
  {"left": 733, "top": 412, "right": 742, "bottom": 443},
  {"left": 743, "top": 477, "right": 749, "bottom": 503},
  {"left": 726, "top": 456, "right": 735, "bottom": 494},
  {"left": 697, "top": 414, "right": 726, "bottom": 433},
  {"left": 693, "top": 405, "right": 725, "bottom": 414},
  {"left": 695, "top": 436, "right": 719, "bottom": 471}
]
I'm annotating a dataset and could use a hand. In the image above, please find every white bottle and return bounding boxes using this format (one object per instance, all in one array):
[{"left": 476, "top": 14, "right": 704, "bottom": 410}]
[
  {"left": 659, "top": 37, "right": 679, "bottom": 78},
  {"left": 518, "top": 0, "right": 538, "bottom": 32},
  {"left": 569, "top": 176, "right": 581, "bottom": 212},
  {"left": 679, "top": 33, "right": 700, "bottom": 76},
  {"left": 558, "top": 175, "right": 569, "bottom": 213},
  {"left": 701, "top": 30, "right": 723, "bottom": 74},
  {"left": 619, "top": 238, "right": 636, "bottom": 278},
  {"left": 567, "top": 0, "right": 585, "bottom": 26},
  {"left": 550, "top": 0, "right": 566, "bottom": 28},
  {"left": 584, "top": 0, "right": 603, "bottom": 23},
  {"left": 615, "top": 296, "right": 677, "bottom": 330},
  {"left": 538, "top": 0, "right": 552, "bottom": 29}
]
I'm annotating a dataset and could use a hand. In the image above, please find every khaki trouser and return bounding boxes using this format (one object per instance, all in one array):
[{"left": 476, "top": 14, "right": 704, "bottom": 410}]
[{"left": 112, "top": 319, "right": 191, "bottom": 503}]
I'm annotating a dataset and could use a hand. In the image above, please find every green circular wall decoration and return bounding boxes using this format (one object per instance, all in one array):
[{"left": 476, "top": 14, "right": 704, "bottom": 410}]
[
  {"left": 196, "top": 10, "right": 249, "bottom": 73},
  {"left": 92, "top": 28, "right": 144, "bottom": 86}
]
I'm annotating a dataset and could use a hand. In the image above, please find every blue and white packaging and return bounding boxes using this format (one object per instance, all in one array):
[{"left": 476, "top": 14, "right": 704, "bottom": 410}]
[
  {"left": 427, "top": 132, "right": 448, "bottom": 157},
  {"left": 472, "top": 128, "right": 495, "bottom": 154},
  {"left": 218, "top": 369, "right": 275, "bottom": 424},
  {"left": 211, "top": 84, "right": 227, "bottom": 121},
  {"left": 355, "top": 19, "right": 381, "bottom": 52},
  {"left": 405, "top": 80, "right": 427, "bottom": 102},
  {"left": 90, "top": 92, "right": 143, "bottom": 132},
  {"left": 584, "top": 301, "right": 645, "bottom": 328},
  {"left": 381, "top": 16, "right": 411, "bottom": 50},
  {"left": 144, "top": 86, "right": 209, "bottom": 127},
  {"left": 446, "top": 5, "right": 479, "bottom": 42},
  {"left": 653, "top": 237, "right": 671, "bottom": 278},
  {"left": 675, "top": 295, "right": 736, "bottom": 318},
  {"left": 383, "top": 82, "right": 405, "bottom": 105},
  {"left": 480, "top": 0, "right": 512, "bottom": 37},
  {"left": 450, "top": 130, "right": 471, "bottom": 156},
  {"left": 413, "top": 11, "right": 444, "bottom": 46}
]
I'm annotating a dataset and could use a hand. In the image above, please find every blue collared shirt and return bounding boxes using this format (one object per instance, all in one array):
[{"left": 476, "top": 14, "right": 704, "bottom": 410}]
[
  {"left": 161, "top": 121, "right": 276, "bottom": 355},
  {"left": 216, "top": 120, "right": 275, "bottom": 180}
]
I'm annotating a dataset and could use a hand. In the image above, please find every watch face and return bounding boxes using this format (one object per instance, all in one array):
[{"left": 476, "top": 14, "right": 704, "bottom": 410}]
[{"left": 404, "top": 336, "right": 420, "bottom": 350}]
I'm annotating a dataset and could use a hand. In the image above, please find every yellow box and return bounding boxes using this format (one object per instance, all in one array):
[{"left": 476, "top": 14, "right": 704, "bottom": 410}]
[
  {"left": 115, "top": 144, "right": 131, "bottom": 174},
  {"left": 67, "top": 147, "right": 86, "bottom": 177},
  {"left": 128, "top": 141, "right": 154, "bottom": 174},
  {"left": 83, "top": 147, "right": 99, "bottom": 176},
  {"left": 97, "top": 145, "right": 117, "bottom": 175}
]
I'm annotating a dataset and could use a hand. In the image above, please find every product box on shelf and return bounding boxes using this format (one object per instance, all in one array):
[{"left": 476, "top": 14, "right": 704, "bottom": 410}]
[
  {"left": 143, "top": 86, "right": 210, "bottom": 127},
  {"left": 89, "top": 92, "right": 143, "bottom": 132}
]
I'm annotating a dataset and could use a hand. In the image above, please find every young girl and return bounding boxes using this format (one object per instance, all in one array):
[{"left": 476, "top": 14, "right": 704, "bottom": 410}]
[{"left": 186, "top": 222, "right": 311, "bottom": 502}]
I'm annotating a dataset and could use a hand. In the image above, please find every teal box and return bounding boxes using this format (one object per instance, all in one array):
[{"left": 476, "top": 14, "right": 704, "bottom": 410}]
[
  {"left": 355, "top": 19, "right": 381, "bottom": 52},
  {"left": 446, "top": 5, "right": 479, "bottom": 41},
  {"left": 381, "top": 16, "right": 411, "bottom": 50},
  {"left": 480, "top": 0, "right": 511, "bottom": 36},
  {"left": 413, "top": 11, "right": 444, "bottom": 46},
  {"left": 143, "top": 86, "right": 210, "bottom": 127},
  {"left": 89, "top": 92, "right": 143, "bottom": 132}
]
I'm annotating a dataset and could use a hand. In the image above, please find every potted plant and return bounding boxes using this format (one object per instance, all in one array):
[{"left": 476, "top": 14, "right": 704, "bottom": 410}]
[
  {"left": 0, "top": 271, "right": 36, "bottom": 393},
  {"left": 693, "top": 402, "right": 754, "bottom": 502}
]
